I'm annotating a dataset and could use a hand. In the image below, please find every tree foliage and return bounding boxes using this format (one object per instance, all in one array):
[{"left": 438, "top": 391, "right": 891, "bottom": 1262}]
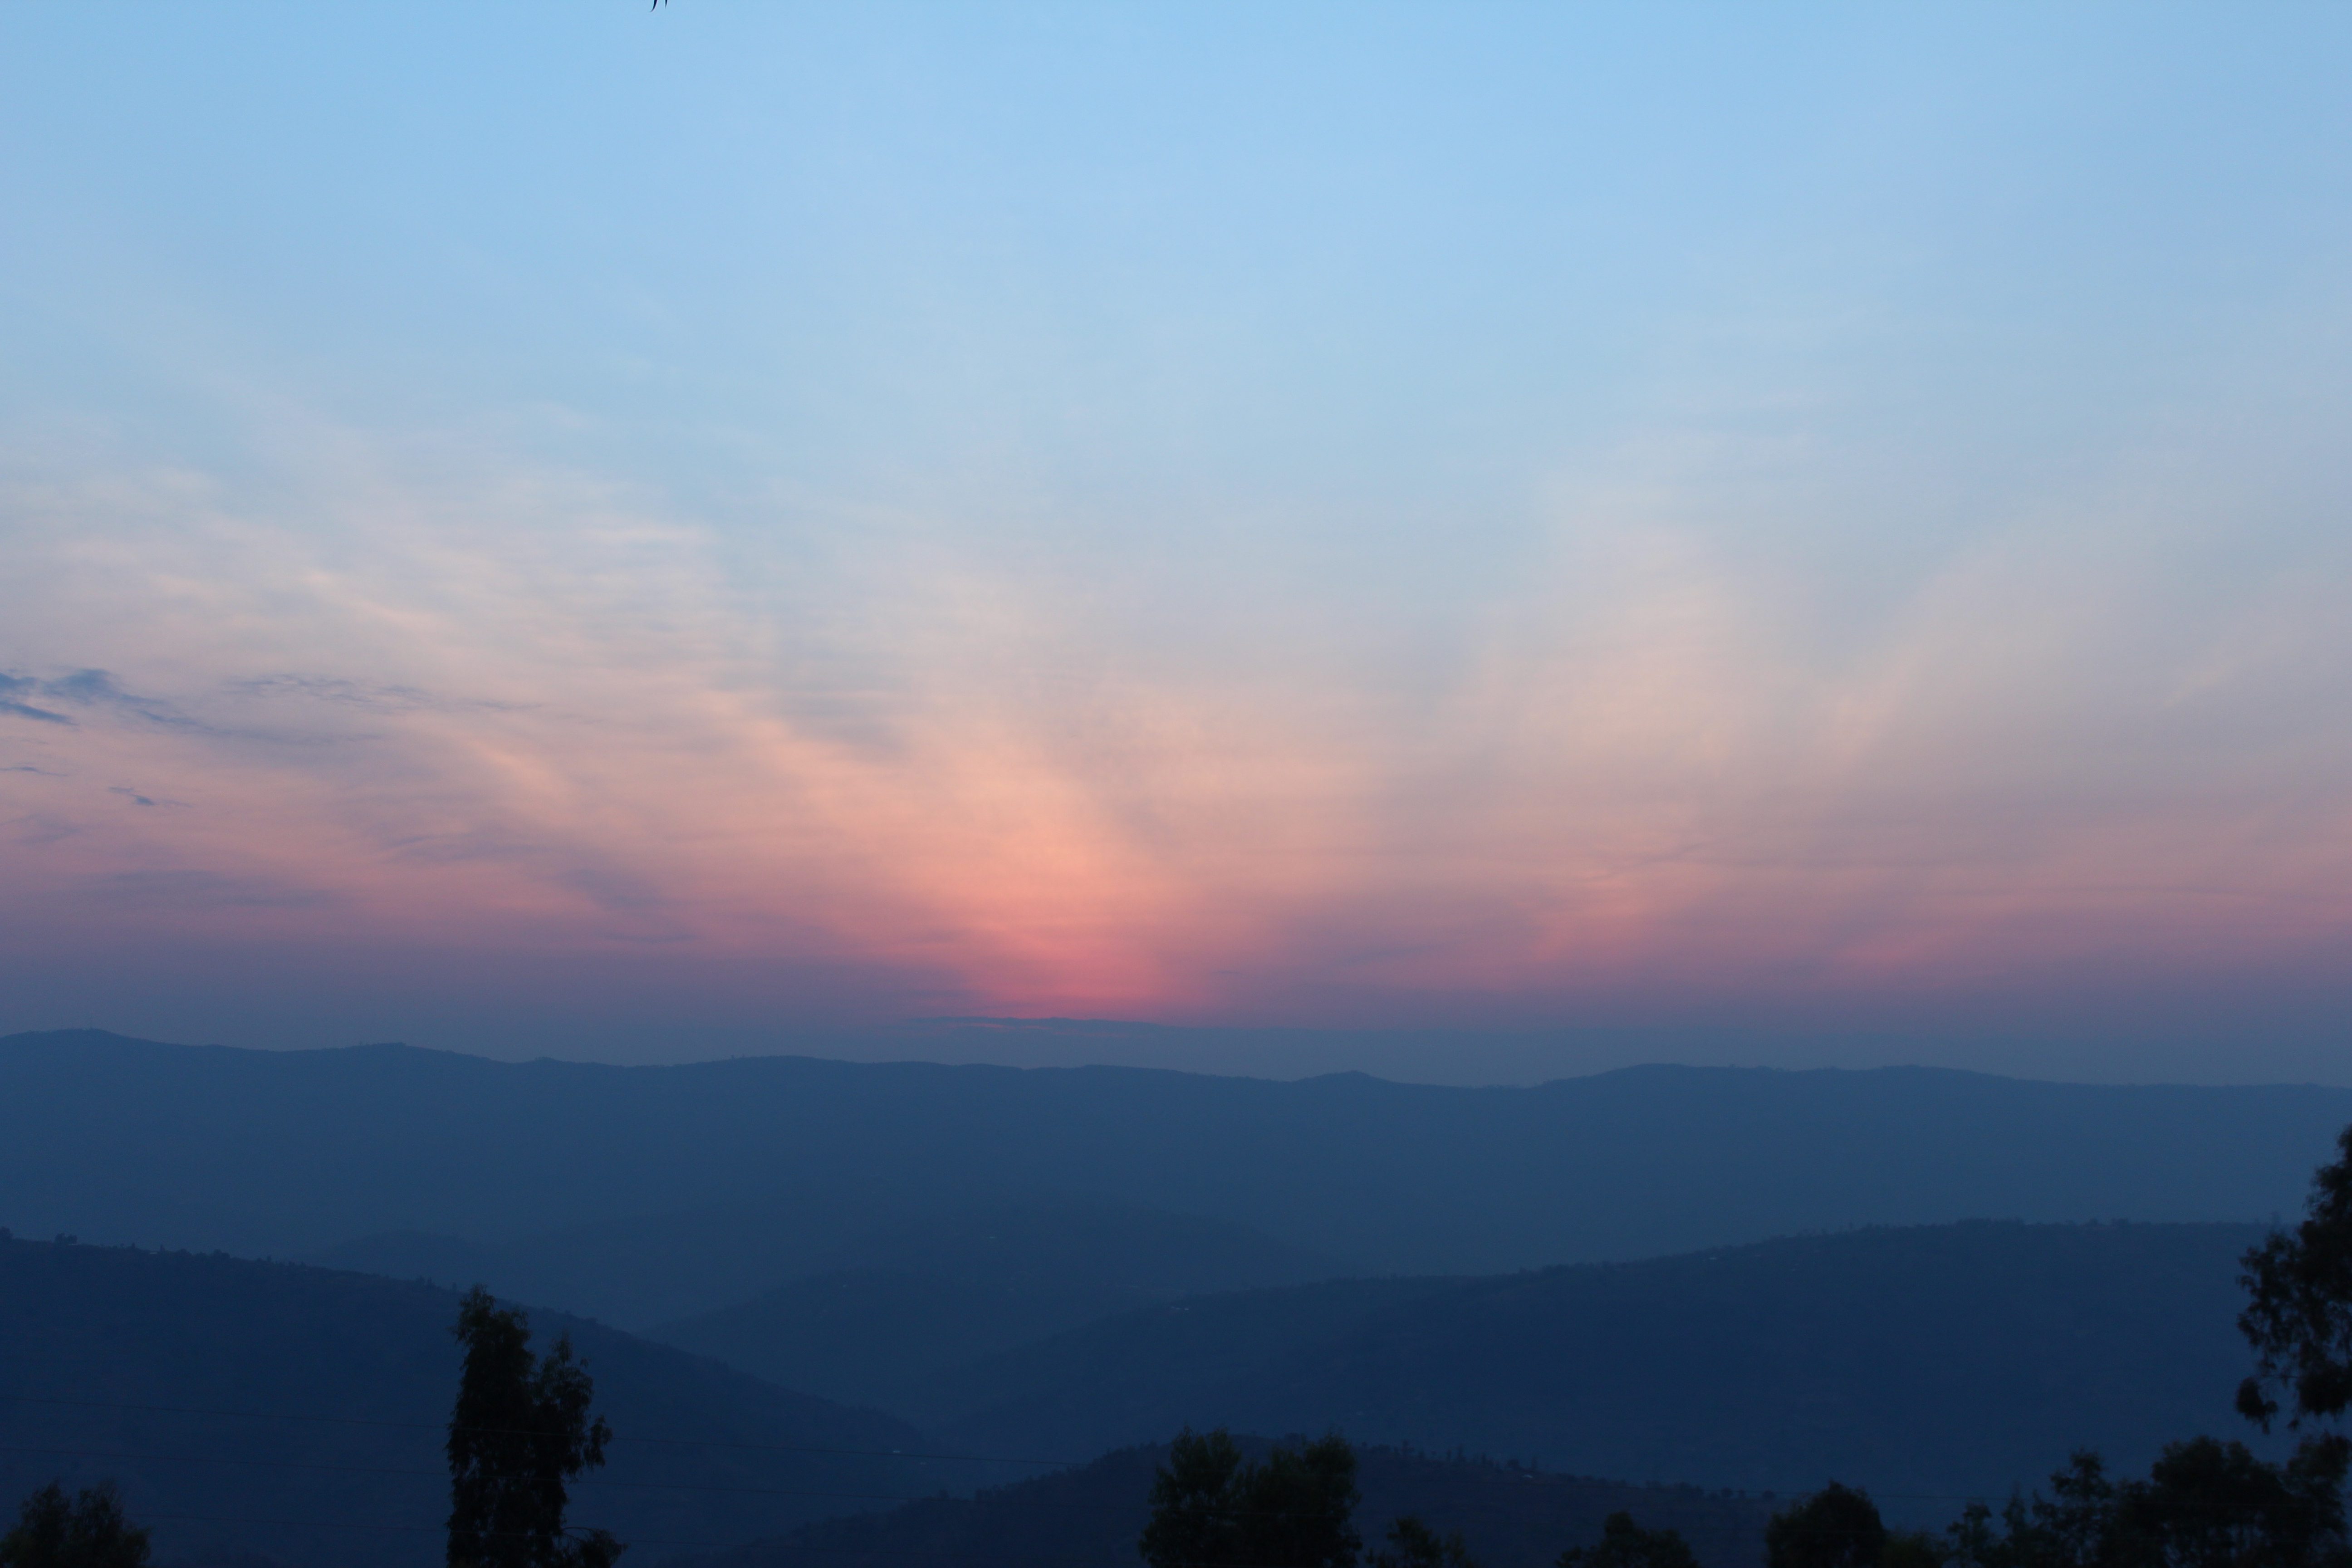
[
  {"left": 1555, "top": 1509, "right": 1699, "bottom": 1568},
  {"left": 1940, "top": 1439, "right": 2352, "bottom": 1568},
  {"left": 2240, "top": 1124, "right": 2352, "bottom": 1432},
  {"left": 1766, "top": 1483, "right": 1889, "bottom": 1568},
  {"left": 0, "top": 1482, "right": 149, "bottom": 1568},
  {"left": 2112, "top": 1434, "right": 2350, "bottom": 1568},
  {"left": 1372, "top": 1515, "right": 1476, "bottom": 1568},
  {"left": 1140, "top": 1427, "right": 1361, "bottom": 1568},
  {"left": 1142, "top": 1427, "right": 1247, "bottom": 1568},
  {"left": 447, "top": 1286, "right": 624, "bottom": 1568},
  {"left": 1878, "top": 1530, "right": 1947, "bottom": 1568}
]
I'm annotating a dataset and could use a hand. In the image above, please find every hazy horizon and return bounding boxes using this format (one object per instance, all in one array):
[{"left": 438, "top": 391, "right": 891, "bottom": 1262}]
[{"left": 12, "top": 1017, "right": 2348, "bottom": 1091}]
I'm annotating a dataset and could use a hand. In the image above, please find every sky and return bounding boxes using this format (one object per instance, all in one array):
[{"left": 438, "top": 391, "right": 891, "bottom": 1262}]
[{"left": 3, "top": 3, "right": 2350, "bottom": 1083}]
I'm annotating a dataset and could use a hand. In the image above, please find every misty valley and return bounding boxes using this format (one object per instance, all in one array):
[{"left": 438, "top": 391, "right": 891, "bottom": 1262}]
[{"left": 5, "top": 1032, "right": 2352, "bottom": 1568}]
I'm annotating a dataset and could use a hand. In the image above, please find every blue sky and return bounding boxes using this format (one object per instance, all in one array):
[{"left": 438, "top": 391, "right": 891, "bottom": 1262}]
[{"left": 4, "top": 4, "right": 2350, "bottom": 1080}]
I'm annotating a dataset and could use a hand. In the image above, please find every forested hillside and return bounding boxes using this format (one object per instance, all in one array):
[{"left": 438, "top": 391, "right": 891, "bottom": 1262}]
[
  {"left": 0, "top": 1238, "right": 954, "bottom": 1568},
  {"left": 913, "top": 1221, "right": 2275, "bottom": 1512}
]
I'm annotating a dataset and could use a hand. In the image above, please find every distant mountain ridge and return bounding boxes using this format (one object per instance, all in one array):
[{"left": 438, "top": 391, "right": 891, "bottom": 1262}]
[{"left": 6, "top": 1029, "right": 2347, "bottom": 1327}]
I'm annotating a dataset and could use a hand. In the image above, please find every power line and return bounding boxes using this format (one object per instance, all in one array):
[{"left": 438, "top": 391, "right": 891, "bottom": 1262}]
[
  {"left": 83, "top": 1510, "right": 736, "bottom": 1552},
  {"left": 0, "top": 1392, "right": 2017, "bottom": 1509},
  {"left": 54, "top": 1505, "right": 1696, "bottom": 1568},
  {"left": 8, "top": 1460, "right": 1840, "bottom": 1568},
  {"left": 0, "top": 1439, "right": 1070, "bottom": 1512},
  {"left": 0, "top": 1391, "right": 1074, "bottom": 1468},
  {"left": 0, "top": 1425, "right": 2179, "bottom": 1523},
  {"left": 11, "top": 1427, "right": 2286, "bottom": 1563},
  {"left": 0, "top": 1438, "right": 1761, "bottom": 1522},
  {"left": 0, "top": 1390, "right": 1811, "bottom": 1499},
  {"left": 11, "top": 1387, "right": 2305, "bottom": 1526}
]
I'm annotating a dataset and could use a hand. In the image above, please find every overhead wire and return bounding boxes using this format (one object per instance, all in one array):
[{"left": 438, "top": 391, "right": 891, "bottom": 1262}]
[
  {"left": 0, "top": 1392, "right": 1839, "bottom": 1561},
  {"left": 0, "top": 1391, "right": 1073, "bottom": 1467},
  {"left": 0, "top": 1388, "right": 2087, "bottom": 1508},
  {"left": 26, "top": 1504, "right": 1816, "bottom": 1568},
  {"left": 3, "top": 1383, "right": 2308, "bottom": 1562},
  {"left": 0, "top": 1436, "right": 1772, "bottom": 1519}
]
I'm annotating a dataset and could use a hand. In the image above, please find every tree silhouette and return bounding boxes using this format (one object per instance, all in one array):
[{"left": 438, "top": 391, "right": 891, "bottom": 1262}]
[
  {"left": 2112, "top": 1434, "right": 2349, "bottom": 1567},
  {"left": 1941, "top": 1439, "right": 2351, "bottom": 1567},
  {"left": 0, "top": 1481, "right": 149, "bottom": 1568},
  {"left": 446, "top": 1287, "right": 624, "bottom": 1568},
  {"left": 1928, "top": 1113, "right": 2352, "bottom": 1568},
  {"left": 1372, "top": 1515, "right": 1477, "bottom": 1568},
  {"left": 1764, "top": 1482, "right": 1885, "bottom": 1568},
  {"left": 1141, "top": 1427, "right": 1246, "bottom": 1568},
  {"left": 2240, "top": 1123, "right": 2352, "bottom": 1439},
  {"left": 1141, "top": 1428, "right": 1361, "bottom": 1568},
  {"left": 1554, "top": 1509, "right": 1697, "bottom": 1568}
]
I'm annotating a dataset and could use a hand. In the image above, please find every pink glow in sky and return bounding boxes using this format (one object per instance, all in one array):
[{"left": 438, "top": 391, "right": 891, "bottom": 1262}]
[
  {"left": 4, "top": 5, "right": 2351, "bottom": 1078},
  {"left": 6, "top": 422, "right": 2347, "bottom": 1071}
]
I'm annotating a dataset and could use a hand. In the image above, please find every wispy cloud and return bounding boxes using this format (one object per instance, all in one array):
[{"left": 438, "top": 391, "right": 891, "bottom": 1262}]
[
  {"left": 4, "top": 813, "right": 78, "bottom": 846},
  {"left": 4, "top": 417, "right": 2347, "bottom": 1043},
  {"left": 230, "top": 674, "right": 530, "bottom": 717},
  {"left": 108, "top": 785, "right": 187, "bottom": 808},
  {"left": 0, "top": 674, "right": 74, "bottom": 725},
  {"left": 0, "top": 668, "right": 203, "bottom": 730},
  {"left": 78, "top": 869, "right": 337, "bottom": 911}
]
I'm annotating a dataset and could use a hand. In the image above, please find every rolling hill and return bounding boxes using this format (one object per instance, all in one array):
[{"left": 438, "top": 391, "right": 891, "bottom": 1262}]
[
  {"left": 644, "top": 1204, "right": 1338, "bottom": 1410},
  {"left": 911, "top": 1221, "right": 2279, "bottom": 1514},
  {"left": 3, "top": 1029, "right": 2340, "bottom": 1330},
  {"left": 0, "top": 1236, "right": 957, "bottom": 1568}
]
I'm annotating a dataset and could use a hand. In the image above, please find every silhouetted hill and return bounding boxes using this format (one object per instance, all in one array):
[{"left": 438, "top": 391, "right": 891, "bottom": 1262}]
[
  {"left": 2, "top": 1031, "right": 2337, "bottom": 1330},
  {"left": 922, "top": 1221, "right": 2276, "bottom": 1514},
  {"left": 646, "top": 1205, "right": 1337, "bottom": 1408},
  {"left": 677, "top": 1441, "right": 1779, "bottom": 1568},
  {"left": 0, "top": 1236, "right": 952, "bottom": 1568}
]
